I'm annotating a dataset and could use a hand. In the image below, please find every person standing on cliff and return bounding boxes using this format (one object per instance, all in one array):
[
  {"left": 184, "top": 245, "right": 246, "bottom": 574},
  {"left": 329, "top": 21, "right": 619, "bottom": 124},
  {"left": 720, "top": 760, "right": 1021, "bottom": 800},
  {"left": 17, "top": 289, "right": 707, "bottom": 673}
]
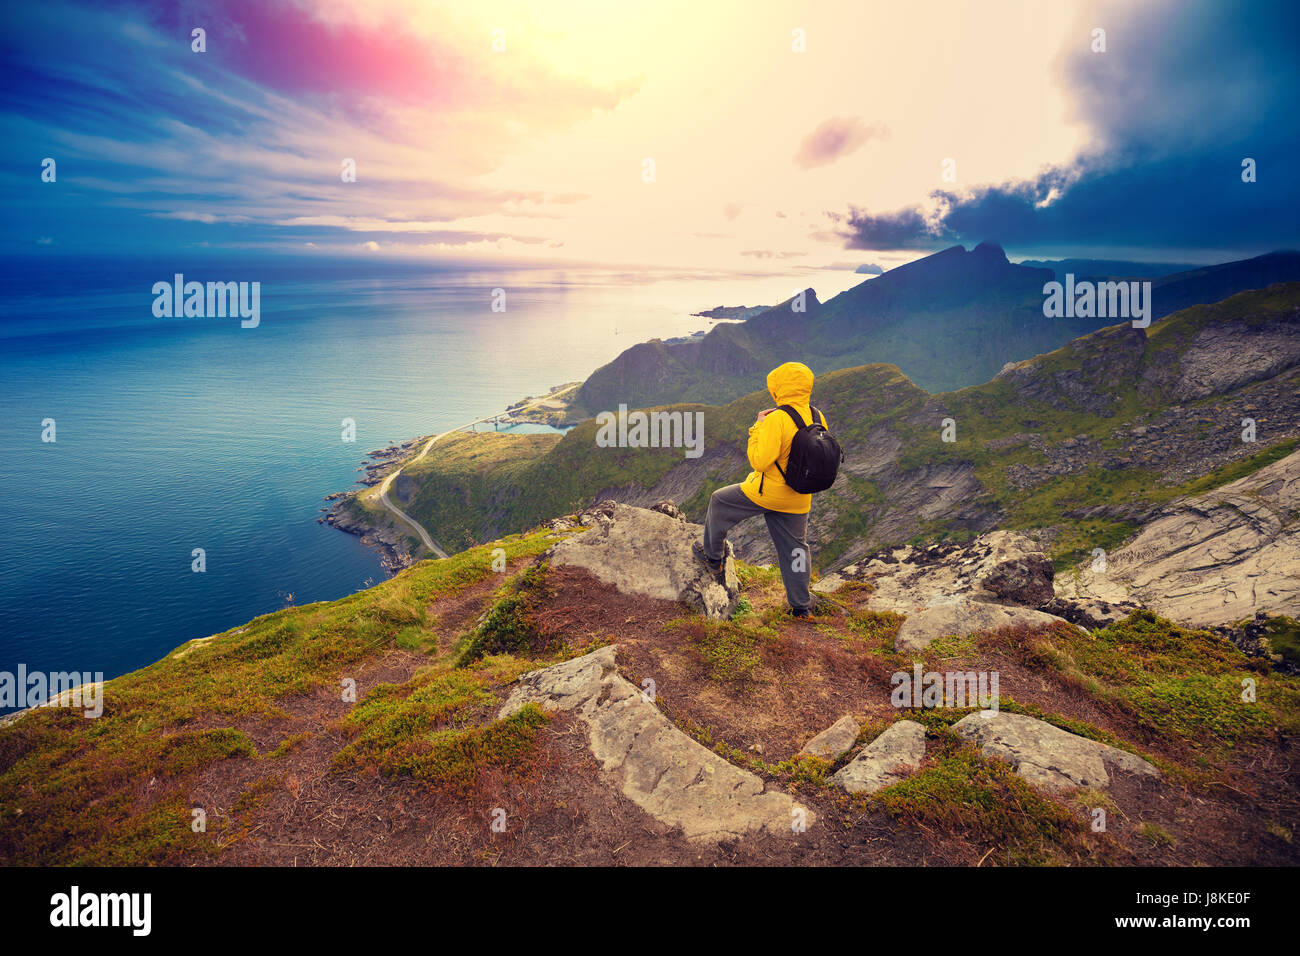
[{"left": 692, "top": 361, "right": 842, "bottom": 617}]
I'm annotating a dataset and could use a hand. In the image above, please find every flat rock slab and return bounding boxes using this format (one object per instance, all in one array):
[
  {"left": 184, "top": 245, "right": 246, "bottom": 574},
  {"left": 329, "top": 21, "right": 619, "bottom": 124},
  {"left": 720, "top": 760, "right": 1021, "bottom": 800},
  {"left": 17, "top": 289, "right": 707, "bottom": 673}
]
[
  {"left": 1055, "top": 449, "right": 1300, "bottom": 627},
  {"left": 798, "top": 715, "right": 860, "bottom": 761},
  {"left": 547, "top": 503, "right": 739, "bottom": 619},
  {"left": 894, "top": 599, "right": 1074, "bottom": 652},
  {"left": 499, "top": 646, "right": 812, "bottom": 842},
  {"left": 952, "top": 712, "right": 1159, "bottom": 791},
  {"left": 831, "top": 720, "right": 926, "bottom": 794},
  {"left": 811, "top": 573, "right": 847, "bottom": 595}
]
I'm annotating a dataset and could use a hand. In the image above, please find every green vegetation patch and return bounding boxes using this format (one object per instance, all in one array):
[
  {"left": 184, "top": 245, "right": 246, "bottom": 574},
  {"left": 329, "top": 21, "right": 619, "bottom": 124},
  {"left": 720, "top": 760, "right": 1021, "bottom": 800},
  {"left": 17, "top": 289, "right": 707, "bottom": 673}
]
[
  {"left": 1259, "top": 615, "right": 1300, "bottom": 668},
  {"left": 1179, "top": 438, "right": 1298, "bottom": 497},
  {"left": 0, "top": 529, "right": 557, "bottom": 865},
  {"left": 455, "top": 561, "right": 560, "bottom": 666},
  {"left": 873, "top": 732, "right": 1105, "bottom": 865},
  {"left": 976, "top": 612, "right": 1300, "bottom": 750},
  {"left": 338, "top": 698, "right": 551, "bottom": 798},
  {"left": 334, "top": 667, "right": 497, "bottom": 771},
  {"left": 676, "top": 616, "right": 777, "bottom": 683},
  {"left": 844, "top": 607, "right": 906, "bottom": 656}
]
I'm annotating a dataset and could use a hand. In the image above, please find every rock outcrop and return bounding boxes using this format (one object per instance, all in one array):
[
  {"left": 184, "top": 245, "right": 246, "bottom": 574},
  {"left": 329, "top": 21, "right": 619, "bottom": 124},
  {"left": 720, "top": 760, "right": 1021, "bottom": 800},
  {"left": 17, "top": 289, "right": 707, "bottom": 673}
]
[
  {"left": 1055, "top": 449, "right": 1300, "bottom": 627},
  {"left": 547, "top": 502, "right": 740, "bottom": 619},
  {"left": 499, "top": 646, "right": 812, "bottom": 842},
  {"left": 831, "top": 720, "right": 926, "bottom": 794},
  {"left": 826, "top": 531, "right": 1053, "bottom": 610},
  {"left": 797, "top": 715, "right": 860, "bottom": 762},
  {"left": 980, "top": 551, "right": 1056, "bottom": 607},
  {"left": 1169, "top": 319, "right": 1300, "bottom": 402},
  {"left": 323, "top": 500, "right": 417, "bottom": 574},
  {"left": 894, "top": 600, "right": 1075, "bottom": 652},
  {"left": 952, "top": 712, "right": 1159, "bottom": 791},
  {"left": 814, "top": 531, "right": 1081, "bottom": 649}
]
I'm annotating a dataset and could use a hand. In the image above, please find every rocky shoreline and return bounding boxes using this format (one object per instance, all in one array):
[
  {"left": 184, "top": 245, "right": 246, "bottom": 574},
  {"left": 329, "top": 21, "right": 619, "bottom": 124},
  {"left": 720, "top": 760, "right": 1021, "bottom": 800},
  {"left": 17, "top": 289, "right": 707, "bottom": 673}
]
[
  {"left": 319, "top": 438, "right": 429, "bottom": 575},
  {"left": 321, "top": 494, "right": 416, "bottom": 576},
  {"left": 353, "top": 437, "right": 425, "bottom": 487},
  {"left": 319, "top": 381, "right": 581, "bottom": 573}
]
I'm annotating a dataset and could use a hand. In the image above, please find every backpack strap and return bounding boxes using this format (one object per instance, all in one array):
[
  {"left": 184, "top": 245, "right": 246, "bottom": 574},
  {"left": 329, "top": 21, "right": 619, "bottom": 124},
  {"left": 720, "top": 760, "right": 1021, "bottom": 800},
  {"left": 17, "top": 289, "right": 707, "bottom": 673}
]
[
  {"left": 772, "top": 405, "right": 806, "bottom": 482},
  {"left": 778, "top": 404, "right": 806, "bottom": 428}
]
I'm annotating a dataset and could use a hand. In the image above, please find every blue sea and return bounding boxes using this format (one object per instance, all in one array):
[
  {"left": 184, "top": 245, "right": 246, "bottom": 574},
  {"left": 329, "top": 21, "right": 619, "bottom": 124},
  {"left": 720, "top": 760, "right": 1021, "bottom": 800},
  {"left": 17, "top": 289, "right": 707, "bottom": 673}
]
[{"left": 0, "top": 253, "right": 861, "bottom": 704}]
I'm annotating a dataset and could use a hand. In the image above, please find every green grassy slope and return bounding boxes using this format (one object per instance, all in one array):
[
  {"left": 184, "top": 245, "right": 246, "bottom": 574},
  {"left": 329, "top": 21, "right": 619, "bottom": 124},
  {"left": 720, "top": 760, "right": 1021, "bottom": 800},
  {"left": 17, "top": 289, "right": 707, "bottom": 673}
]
[
  {"left": 0, "top": 530, "right": 561, "bottom": 864},
  {"left": 3, "top": 539, "right": 1296, "bottom": 865}
]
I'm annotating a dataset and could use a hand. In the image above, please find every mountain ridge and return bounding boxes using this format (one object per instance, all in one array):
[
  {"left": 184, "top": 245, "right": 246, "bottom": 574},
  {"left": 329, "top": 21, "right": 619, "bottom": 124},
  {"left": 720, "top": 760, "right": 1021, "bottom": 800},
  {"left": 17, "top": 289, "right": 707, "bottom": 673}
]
[{"left": 573, "top": 245, "right": 1300, "bottom": 410}]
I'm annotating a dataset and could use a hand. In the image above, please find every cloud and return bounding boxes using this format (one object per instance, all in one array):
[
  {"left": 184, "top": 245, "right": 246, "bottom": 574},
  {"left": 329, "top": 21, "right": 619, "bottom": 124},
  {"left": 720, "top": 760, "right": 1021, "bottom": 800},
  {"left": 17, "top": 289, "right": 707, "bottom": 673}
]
[
  {"left": 0, "top": 0, "right": 635, "bottom": 255},
  {"left": 854, "top": 263, "right": 883, "bottom": 275},
  {"left": 795, "top": 117, "right": 887, "bottom": 169},
  {"left": 839, "top": 205, "right": 949, "bottom": 249},
  {"left": 149, "top": 211, "right": 251, "bottom": 224},
  {"left": 832, "top": 0, "right": 1299, "bottom": 255}
]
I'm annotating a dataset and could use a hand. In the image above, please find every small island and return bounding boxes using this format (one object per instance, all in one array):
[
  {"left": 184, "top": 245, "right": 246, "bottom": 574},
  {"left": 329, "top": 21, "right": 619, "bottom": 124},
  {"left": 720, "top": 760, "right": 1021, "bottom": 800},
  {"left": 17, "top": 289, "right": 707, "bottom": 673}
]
[{"left": 691, "top": 304, "right": 769, "bottom": 321}]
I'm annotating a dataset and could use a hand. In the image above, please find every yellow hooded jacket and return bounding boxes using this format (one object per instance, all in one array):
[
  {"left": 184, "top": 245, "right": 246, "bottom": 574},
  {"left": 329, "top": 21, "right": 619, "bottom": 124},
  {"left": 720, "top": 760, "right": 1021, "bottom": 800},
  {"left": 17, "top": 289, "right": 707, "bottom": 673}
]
[{"left": 739, "top": 362, "right": 827, "bottom": 514}]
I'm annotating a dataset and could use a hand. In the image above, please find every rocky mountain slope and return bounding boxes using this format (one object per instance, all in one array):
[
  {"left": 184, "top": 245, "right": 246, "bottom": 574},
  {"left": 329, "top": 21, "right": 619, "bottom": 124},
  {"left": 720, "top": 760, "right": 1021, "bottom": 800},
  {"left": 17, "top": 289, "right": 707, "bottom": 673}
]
[
  {"left": 3, "top": 502, "right": 1295, "bottom": 866},
  {"left": 10, "top": 281, "right": 1299, "bottom": 868},
  {"left": 1055, "top": 449, "right": 1299, "bottom": 628}
]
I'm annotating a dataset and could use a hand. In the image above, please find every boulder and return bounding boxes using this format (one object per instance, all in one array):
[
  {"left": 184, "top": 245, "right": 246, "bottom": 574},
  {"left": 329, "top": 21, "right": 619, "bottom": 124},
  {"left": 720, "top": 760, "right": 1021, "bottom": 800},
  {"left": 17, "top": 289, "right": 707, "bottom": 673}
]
[
  {"left": 980, "top": 553, "right": 1055, "bottom": 607},
  {"left": 894, "top": 599, "right": 1076, "bottom": 652},
  {"left": 814, "top": 531, "right": 1063, "bottom": 614},
  {"left": 952, "top": 712, "right": 1159, "bottom": 791},
  {"left": 649, "top": 499, "right": 685, "bottom": 520},
  {"left": 500, "top": 646, "right": 812, "bottom": 842},
  {"left": 811, "top": 572, "right": 847, "bottom": 595},
  {"left": 547, "top": 503, "right": 739, "bottom": 619},
  {"left": 797, "top": 715, "right": 860, "bottom": 762},
  {"left": 831, "top": 720, "right": 926, "bottom": 794},
  {"left": 547, "top": 499, "right": 620, "bottom": 532}
]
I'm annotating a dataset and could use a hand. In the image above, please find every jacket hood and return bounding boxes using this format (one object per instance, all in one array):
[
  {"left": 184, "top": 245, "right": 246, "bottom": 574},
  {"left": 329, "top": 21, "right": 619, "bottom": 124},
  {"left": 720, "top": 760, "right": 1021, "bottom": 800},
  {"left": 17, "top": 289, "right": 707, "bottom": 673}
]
[{"left": 767, "top": 362, "right": 814, "bottom": 406}]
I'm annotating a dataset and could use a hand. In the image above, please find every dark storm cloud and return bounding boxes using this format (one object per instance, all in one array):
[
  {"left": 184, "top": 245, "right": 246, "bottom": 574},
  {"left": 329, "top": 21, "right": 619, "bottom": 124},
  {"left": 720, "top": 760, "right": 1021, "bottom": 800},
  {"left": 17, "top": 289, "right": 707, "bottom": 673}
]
[{"left": 835, "top": 0, "right": 1300, "bottom": 255}]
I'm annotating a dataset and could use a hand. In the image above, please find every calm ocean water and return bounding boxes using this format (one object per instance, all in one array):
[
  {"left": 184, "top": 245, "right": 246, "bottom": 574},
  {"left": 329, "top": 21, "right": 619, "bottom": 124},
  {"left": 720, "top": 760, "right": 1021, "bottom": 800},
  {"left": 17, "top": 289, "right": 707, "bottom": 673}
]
[{"left": 0, "top": 254, "right": 861, "bottom": 702}]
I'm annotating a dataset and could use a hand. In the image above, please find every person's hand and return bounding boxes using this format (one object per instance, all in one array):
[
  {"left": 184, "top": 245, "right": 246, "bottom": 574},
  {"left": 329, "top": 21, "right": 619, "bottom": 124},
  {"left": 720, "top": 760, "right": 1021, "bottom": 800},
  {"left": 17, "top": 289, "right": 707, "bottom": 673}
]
[{"left": 756, "top": 407, "right": 777, "bottom": 422}]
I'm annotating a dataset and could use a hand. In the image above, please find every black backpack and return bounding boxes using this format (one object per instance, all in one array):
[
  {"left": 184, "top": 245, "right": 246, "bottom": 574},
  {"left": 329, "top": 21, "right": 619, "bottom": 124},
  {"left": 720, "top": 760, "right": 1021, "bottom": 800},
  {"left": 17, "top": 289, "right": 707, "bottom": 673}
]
[{"left": 764, "top": 405, "right": 843, "bottom": 494}]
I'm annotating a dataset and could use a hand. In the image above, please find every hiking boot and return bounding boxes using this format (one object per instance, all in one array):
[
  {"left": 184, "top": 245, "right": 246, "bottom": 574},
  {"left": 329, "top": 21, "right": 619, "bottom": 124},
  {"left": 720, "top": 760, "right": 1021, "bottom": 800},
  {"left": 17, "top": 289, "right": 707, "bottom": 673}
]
[
  {"left": 789, "top": 605, "right": 812, "bottom": 618},
  {"left": 691, "top": 541, "right": 724, "bottom": 580}
]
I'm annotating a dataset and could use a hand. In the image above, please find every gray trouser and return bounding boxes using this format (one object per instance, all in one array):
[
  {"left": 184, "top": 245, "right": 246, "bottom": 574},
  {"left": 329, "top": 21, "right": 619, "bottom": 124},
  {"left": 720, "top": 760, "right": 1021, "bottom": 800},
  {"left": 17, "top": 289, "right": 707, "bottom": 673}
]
[{"left": 701, "top": 483, "right": 812, "bottom": 610}]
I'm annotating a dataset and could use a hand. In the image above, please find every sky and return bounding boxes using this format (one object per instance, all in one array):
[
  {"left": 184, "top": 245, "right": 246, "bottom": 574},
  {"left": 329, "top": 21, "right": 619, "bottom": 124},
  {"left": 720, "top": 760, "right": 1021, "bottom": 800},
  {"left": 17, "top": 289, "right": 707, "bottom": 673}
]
[{"left": 3, "top": 0, "right": 1296, "bottom": 272}]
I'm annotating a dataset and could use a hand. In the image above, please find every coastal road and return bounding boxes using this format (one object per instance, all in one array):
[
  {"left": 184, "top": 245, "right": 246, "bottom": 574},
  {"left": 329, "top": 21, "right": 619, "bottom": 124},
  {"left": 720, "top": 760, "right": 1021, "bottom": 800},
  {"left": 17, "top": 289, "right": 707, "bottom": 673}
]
[{"left": 373, "top": 385, "right": 579, "bottom": 560}]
